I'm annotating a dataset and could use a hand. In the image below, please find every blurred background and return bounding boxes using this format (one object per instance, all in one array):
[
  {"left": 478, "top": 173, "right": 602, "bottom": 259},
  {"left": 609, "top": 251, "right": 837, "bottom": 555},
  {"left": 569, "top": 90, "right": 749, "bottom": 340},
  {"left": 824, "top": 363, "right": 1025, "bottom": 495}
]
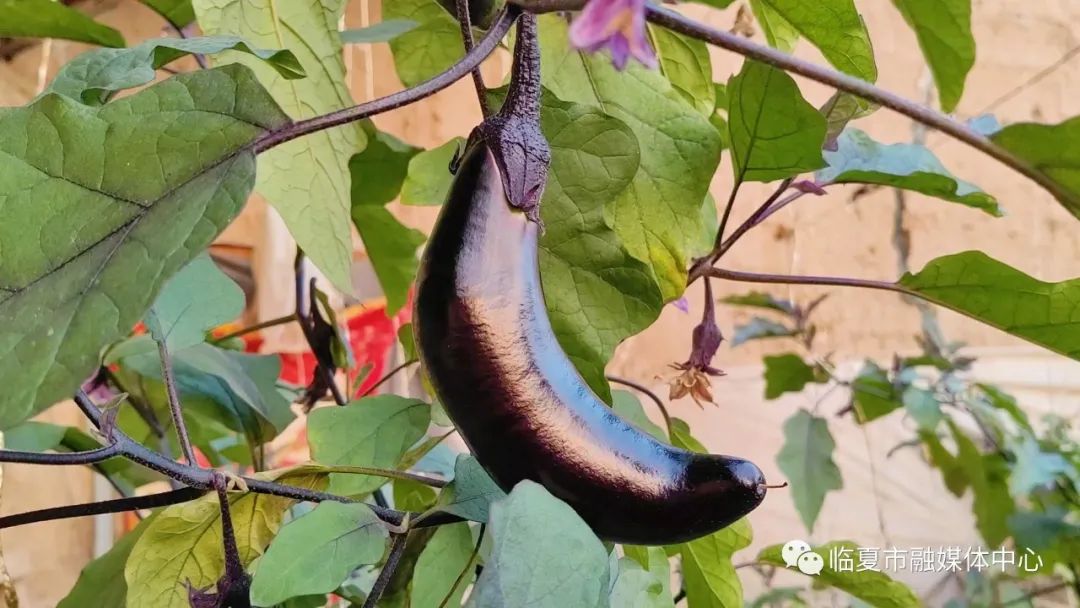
[{"left": 1, "top": 0, "right": 1079, "bottom": 605}]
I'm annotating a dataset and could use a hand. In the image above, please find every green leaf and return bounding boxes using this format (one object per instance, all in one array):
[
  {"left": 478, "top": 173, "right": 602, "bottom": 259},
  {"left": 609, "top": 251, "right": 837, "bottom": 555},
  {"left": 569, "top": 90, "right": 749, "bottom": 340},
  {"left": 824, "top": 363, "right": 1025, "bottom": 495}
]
[
  {"left": 1008, "top": 435, "right": 1074, "bottom": 497},
  {"left": 649, "top": 26, "right": 715, "bottom": 116},
  {"left": 728, "top": 61, "right": 827, "bottom": 183},
  {"left": 680, "top": 518, "right": 752, "bottom": 608},
  {"left": 751, "top": 0, "right": 877, "bottom": 81},
  {"left": 890, "top": 0, "right": 975, "bottom": 112},
  {"left": 758, "top": 541, "right": 920, "bottom": 608},
  {"left": 434, "top": 454, "right": 506, "bottom": 523},
  {"left": 777, "top": 410, "right": 842, "bottom": 531},
  {"left": 3, "top": 420, "right": 67, "bottom": 452},
  {"left": 468, "top": 481, "right": 610, "bottom": 608},
  {"left": 975, "top": 383, "right": 1031, "bottom": 430},
  {"left": 539, "top": 16, "right": 722, "bottom": 300},
  {"left": 400, "top": 138, "right": 463, "bottom": 206},
  {"left": 749, "top": 0, "right": 799, "bottom": 52},
  {"left": 731, "top": 317, "right": 797, "bottom": 347},
  {"left": 341, "top": 19, "right": 420, "bottom": 44},
  {"left": 612, "top": 390, "right": 667, "bottom": 441},
  {"left": 991, "top": 117, "right": 1080, "bottom": 221},
  {"left": 670, "top": 417, "right": 708, "bottom": 453},
  {"left": 413, "top": 522, "right": 476, "bottom": 608},
  {"left": 0, "top": 0, "right": 124, "bottom": 47},
  {"left": 899, "top": 251, "right": 1080, "bottom": 361},
  {"left": 533, "top": 93, "right": 661, "bottom": 401},
  {"left": 394, "top": 478, "right": 438, "bottom": 511},
  {"left": 47, "top": 36, "right": 304, "bottom": 106},
  {"left": 193, "top": 0, "right": 362, "bottom": 292},
  {"left": 621, "top": 546, "right": 672, "bottom": 597},
  {"left": 609, "top": 556, "right": 674, "bottom": 608},
  {"left": 0, "top": 65, "right": 288, "bottom": 430},
  {"left": 307, "top": 395, "right": 430, "bottom": 496},
  {"left": 385, "top": 0, "right": 463, "bottom": 87},
  {"left": 821, "top": 92, "right": 879, "bottom": 146},
  {"left": 350, "top": 126, "right": 426, "bottom": 314},
  {"left": 125, "top": 465, "right": 329, "bottom": 608},
  {"left": 919, "top": 430, "right": 969, "bottom": 497},
  {"left": 144, "top": 254, "right": 244, "bottom": 351},
  {"left": 950, "top": 420, "right": 1013, "bottom": 545},
  {"left": 818, "top": 129, "right": 1000, "bottom": 215},
  {"left": 58, "top": 513, "right": 157, "bottom": 608},
  {"left": 250, "top": 502, "right": 388, "bottom": 606},
  {"left": 138, "top": 0, "right": 195, "bottom": 28},
  {"left": 902, "top": 386, "right": 942, "bottom": 431},
  {"left": 763, "top": 354, "right": 825, "bottom": 399},
  {"left": 5, "top": 421, "right": 155, "bottom": 491},
  {"left": 721, "top": 292, "right": 796, "bottom": 315},
  {"left": 850, "top": 361, "right": 901, "bottom": 423}
]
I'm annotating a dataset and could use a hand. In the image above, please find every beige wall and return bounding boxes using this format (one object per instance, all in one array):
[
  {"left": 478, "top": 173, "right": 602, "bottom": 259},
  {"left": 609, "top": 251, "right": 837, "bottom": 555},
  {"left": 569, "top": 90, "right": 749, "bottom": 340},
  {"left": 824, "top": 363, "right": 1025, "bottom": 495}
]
[{"left": 1, "top": 0, "right": 1079, "bottom": 605}]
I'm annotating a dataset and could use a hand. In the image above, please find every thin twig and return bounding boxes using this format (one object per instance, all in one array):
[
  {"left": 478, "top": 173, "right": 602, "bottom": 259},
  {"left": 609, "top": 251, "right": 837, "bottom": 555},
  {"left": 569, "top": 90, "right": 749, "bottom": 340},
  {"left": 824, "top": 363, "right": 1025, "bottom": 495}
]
[
  {"left": 0, "top": 488, "right": 205, "bottom": 529},
  {"left": 360, "top": 359, "right": 419, "bottom": 398},
  {"left": 456, "top": 0, "right": 491, "bottom": 116},
  {"left": 254, "top": 7, "right": 518, "bottom": 153},
  {"left": 156, "top": 339, "right": 198, "bottom": 464},
  {"left": 211, "top": 314, "right": 298, "bottom": 344},
  {"left": 321, "top": 465, "right": 448, "bottom": 488},
  {"left": 605, "top": 375, "right": 673, "bottom": 434},
  {"left": 0, "top": 445, "right": 120, "bottom": 466},
  {"left": 438, "top": 524, "right": 486, "bottom": 608},
  {"left": 706, "top": 178, "right": 793, "bottom": 266},
  {"left": 364, "top": 532, "right": 410, "bottom": 608}
]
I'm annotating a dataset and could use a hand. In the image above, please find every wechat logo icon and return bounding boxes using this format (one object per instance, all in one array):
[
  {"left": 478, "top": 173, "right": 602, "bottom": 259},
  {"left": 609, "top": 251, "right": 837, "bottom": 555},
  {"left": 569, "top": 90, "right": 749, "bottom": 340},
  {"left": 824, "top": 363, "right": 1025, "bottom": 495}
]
[{"left": 782, "top": 539, "right": 824, "bottom": 575}]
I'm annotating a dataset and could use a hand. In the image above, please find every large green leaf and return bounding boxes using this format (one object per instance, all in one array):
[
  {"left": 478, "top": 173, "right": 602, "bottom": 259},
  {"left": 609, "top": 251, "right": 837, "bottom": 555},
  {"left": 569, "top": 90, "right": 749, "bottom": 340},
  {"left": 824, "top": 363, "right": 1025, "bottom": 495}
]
[
  {"left": 432, "top": 454, "right": 506, "bottom": 523},
  {"left": 749, "top": 0, "right": 799, "bottom": 52},
  {"left": 125, "top": 465, "right": 329, "bottom": 608},
  {"left": 758, "top": 542, "right": 920, "bottom": 608},
  {"left": 763, "top": 354, "right": 826, "bottom": 399},
  {"left": 899, "top": 251, "right": 1080, "bottom": 361},
  {"left": 991, "top": 116, "right": 1080, "bottom": 221},
  {"left": 412, "top": 522, "right": 477, "bottom": 608},
  {"left": 818, "top": 129, "right": 999, "bottom": 215},
  {"left": 612, "top": 390, "right": 667, "bottom": 441},
  {"left": 385, "top": 0, "right": 463, "bottom": 87},
  {"left": 680, "top": 518, "right": 752, "bottom": 608},
  {"left": 850, "top": 360, "right": 901, "bottom": 423},
  {"left": 144, "top": 254, "right": 245, "bottom": 352},
  {"left": 649, "top": 26, "right": 715, "bottom": 116},
  {"left": 777, "top": 410, "right": 842, "bottom": 531},
  {"left": 609, "top": 555, "right": 674, "bottom": 608},
  {"left": 468, "top": 481, "right": 610, "bottom": 608},
  {"left": 727, "top": 61, "right": 827, "bottom": 183},
  {"left": 47, "top": 36, "right": 303, "bottom": 106},
  {"left": 949, "top": 421, "right": 1013, "bottom": 546},
  {"left": 535, "top": 93, "right": 662, "bottom": 401},
  {"left": 0, "top": 0, "right": 124, "bottom": 47},
  {"left": 250, "top": 501, "right": 388, "bottom": 606},
  {"left": 138, "top": 0, "right": 195, "bottom": 28},
  {"left": 400, "top": 138, "right": 463, "bottom": 206},
  {"left": 58, "top": 513, "right": 158, "bottom": 608},
  {"left": 751, "top": 0, "right": 877, "bottom": 82},
  {"left": 193, "top": 0, "right": 362, "bottom": 292},
  {"left": 890, "top": 0, "right": 975, "bottom": 112},
  {"left": 540, "top": 16, "right": 722, "bottom": 300},
  {"left": 0, "top": 65, "right": 288, "bottom": 430},
  {"left": 307, "top": 395, "right": 431, "bottom": 496}
]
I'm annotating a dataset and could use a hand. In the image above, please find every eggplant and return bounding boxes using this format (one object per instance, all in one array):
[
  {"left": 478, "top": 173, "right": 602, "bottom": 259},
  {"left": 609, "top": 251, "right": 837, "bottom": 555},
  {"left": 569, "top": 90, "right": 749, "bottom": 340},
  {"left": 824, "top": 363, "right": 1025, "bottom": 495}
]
[{"left": 414, "top": 13, "right": 768, "bottom": 545}]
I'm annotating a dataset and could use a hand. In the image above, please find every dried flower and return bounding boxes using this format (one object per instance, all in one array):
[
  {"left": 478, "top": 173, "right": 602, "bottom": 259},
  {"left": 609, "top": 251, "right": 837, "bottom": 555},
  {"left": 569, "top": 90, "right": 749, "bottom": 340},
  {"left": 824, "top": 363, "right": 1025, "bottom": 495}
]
[
  {"left": 569, "top": 0, "right": 658, "bottom": 70},
  {"left": 670, "top": 278, "right": 725, "bottom": 407}
]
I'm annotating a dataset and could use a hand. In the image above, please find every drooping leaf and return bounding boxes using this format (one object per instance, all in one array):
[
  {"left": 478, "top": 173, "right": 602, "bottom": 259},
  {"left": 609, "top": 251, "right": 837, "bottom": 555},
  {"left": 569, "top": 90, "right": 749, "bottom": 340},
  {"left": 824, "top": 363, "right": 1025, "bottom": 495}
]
[
  {"left": 680, "top": 518, "right": 752, "bottom": 608},
  {"left": 250, "top": 502, "right": 388, "bottom": 606},
  {"left": 413, "top": 523, "right": 477, "bottom": 608},
  {"left": 890, "top": 0, "right": 975, "bottom": 112},
  {"left": 758, "top": 541, "right": 920, "bottom": 608},
  {"left": 138, "top": 0, "right": 195, "bottom": 28},
  {"left": 0, "top": 0, "right": 124, "bottom": 47},
  {"left": 540, "top": 16, "right": 722, "bottom": 300},
  {"left": 0, "top": 65, "right": 288, "bottom": 430},
  {"left": 919, "top": 430, "right": 969, "bottom": 497},
  {"left": 468, "top": 481, "right": 610, "bottom": 608},
  {"left": 721, "top": 292, "right": 796, "bottom": 315},
  {"left": 850, "top": 360, "right": 901, "bottom": 423},
  {"left": 307, "top": 395, "right": 430, "bottom": 496},
  {"left": 749, "top": 0, "right": 799, "bottom": 52},
  {"left": 384, "top": 0, "right": 464, "bottom": 87},
  {"left": 991, "top": 116, "right": 1080, "bottom": 221},
  {"left": 125, "top": 465, "right": 329, "bottom": 608},
  {"left": 47, "top": 36, "right": 304, "bottom": 105},
  {"left": 340, "top": 19, "right": 420, "bottom": 44},
  {"left": 763, "top": 354, "right": 826, "bottom": 399},
  {"left": 817, "top": 129, "right": 1000, "bottom": 215},
  {"left": 750, "top": 0, "right": 877, "bottom": 81},
  {"left": 609, "top": 556, "right": 674, "bottom": 608},
  {"left": 612, "top": 390, "right": 667, "bottom": 441},
  {"left": 899, "top": 251, "right": 1080, "bottom": 362},
  {"left": 821, "top": 92, "right": 879, "bottom": 147},
  {"left": 58, "top": 513, "right": 158, "bottom": 608},
  {"left": 401, "top": 138, "right": 464, "bottom": 206},
  {"left": 649, "top": 26, "right": 715, "bottom": 116},
  {"left": 731, "top": 317, "right": 797, "bottom": 347},
  {"left": 144, "top": 254, "right": 245, "bottom": 352},
  {"left": 433, "top": 454, "right": 506, "bottom": 523},
  {"left": 949, "top": 420, "right": 1014, "bottom": 546},
  {"left": 777, "top": 410, "right": 842, "bottom": 531},
  {"left": 193, "top": 0, "right": 362, "bottom": 292},
  {"left": 727, "top": 61, "right": 827, "bottom": 183}
]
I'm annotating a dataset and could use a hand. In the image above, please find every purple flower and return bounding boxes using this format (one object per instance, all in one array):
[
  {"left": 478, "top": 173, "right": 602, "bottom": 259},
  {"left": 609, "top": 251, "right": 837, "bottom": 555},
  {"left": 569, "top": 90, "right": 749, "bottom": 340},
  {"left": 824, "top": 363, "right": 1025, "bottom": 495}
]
[
  {"left": 672, "top": 296, "right": 690, "bottom": 313},
  {"left": 569, "top": 0, "right": 658, "bottom": 70}
]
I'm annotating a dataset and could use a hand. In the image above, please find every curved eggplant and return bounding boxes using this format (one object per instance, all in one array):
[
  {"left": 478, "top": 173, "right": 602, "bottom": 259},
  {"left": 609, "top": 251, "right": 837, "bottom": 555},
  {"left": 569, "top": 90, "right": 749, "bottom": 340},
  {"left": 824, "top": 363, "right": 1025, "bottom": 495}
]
[{"left": 413, "top": 14, "right": 768, "bottom": 545}]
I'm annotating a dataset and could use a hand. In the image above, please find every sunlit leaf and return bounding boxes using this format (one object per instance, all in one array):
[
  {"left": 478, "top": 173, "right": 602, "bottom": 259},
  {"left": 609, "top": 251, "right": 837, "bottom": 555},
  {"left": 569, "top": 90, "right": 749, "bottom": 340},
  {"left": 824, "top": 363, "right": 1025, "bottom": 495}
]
[
  {"left": 750, "top": 0, "right": 877, "bottom": 81},
  {"left": 385, "top": 0, "right": 463, "bottom": 86},
  {"left": 749, "top": 0, "right": 799, "bottom": 52},
  {"left": 890, "top": 0, "right": 975, "bottom": 112},
  {"left": 649, "top": 26, "right": 715, "bottom": 116},
  {"left": 680, "top": 518, "right": 752, "bottom": 608},
  {"left": 991, "top": 117, "right": 1080, "bottom": 221},
  {"left": 58, "top": 513, "right": 158, "bottom": 608},
  {"left": 401, "top": 138, "right": 463, "bottom": 206},
  {"left": 0, "top": 0, "right": 124, "bottom": 47}
]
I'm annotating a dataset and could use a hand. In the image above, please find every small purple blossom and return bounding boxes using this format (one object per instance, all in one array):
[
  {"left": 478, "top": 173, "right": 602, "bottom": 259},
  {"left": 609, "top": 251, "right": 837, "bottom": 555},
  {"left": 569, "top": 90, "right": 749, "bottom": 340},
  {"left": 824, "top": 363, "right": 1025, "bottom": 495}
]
[
  {"left": 791, "top": 180, "right": 827, "bottom": 196},
  {"left": 569, "top": 0, "right": 658, "bottom": 70},
  {"left": 672, "top": 296, "right": 690, "bottom": 313}
]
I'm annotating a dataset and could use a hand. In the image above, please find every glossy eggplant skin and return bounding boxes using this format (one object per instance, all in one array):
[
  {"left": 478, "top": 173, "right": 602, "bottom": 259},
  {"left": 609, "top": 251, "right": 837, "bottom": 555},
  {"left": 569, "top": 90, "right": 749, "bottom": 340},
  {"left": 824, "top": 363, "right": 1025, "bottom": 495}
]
[{"left": 414, "top": 143, "right": 766, "bottom": 545}]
